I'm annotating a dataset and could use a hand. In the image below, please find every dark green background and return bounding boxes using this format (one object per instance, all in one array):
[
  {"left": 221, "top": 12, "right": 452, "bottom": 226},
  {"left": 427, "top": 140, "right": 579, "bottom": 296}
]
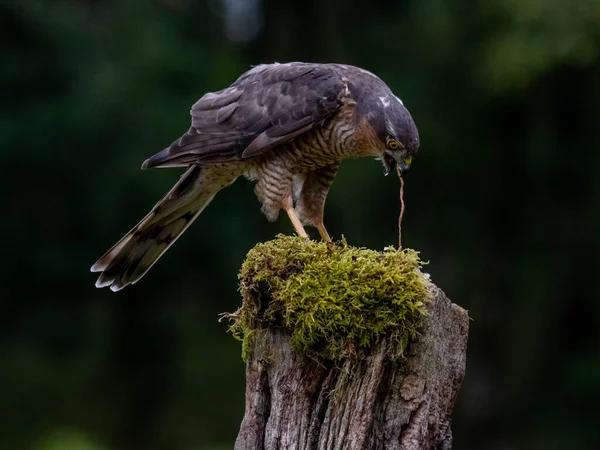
[{"left": 2, "top": 0, "right": 599, "bottom": 449}]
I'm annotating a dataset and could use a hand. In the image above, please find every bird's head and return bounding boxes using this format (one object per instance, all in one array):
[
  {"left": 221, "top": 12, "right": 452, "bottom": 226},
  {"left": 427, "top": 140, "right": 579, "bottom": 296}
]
[{"left": 363, "top": 94, "right": 420, "bottom": 176}]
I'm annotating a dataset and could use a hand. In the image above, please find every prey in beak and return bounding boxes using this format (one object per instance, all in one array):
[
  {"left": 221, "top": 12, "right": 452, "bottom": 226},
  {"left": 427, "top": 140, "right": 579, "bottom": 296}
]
[{"left": 383, "top": 151, "right": 412, "bottom": 176}]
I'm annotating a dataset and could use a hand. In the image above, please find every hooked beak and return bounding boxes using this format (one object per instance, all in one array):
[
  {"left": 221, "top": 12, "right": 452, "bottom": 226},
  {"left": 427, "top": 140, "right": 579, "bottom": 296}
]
[
  {"left": 383, "top": 152, "right": 412, "bottom": 176},
  {"left": 399, "top": 156, "right": 412, "bottom": 174}
]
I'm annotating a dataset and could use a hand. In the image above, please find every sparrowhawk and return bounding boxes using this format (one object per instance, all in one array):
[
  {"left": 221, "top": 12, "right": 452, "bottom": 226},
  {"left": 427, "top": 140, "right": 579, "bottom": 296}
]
[{"left": 92, "top": 62, "right": 420, "bottom": 291}]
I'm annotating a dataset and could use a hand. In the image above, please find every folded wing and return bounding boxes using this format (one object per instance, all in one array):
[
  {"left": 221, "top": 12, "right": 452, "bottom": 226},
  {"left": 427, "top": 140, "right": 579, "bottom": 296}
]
[{"left": 143, "top": 63, "right": 346, "bottom": 169}]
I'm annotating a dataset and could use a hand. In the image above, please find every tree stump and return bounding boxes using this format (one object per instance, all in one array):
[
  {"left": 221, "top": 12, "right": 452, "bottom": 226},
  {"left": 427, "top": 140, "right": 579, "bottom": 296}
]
[{"left": 228, "top": 236, "right": 469, "bottom": 450}]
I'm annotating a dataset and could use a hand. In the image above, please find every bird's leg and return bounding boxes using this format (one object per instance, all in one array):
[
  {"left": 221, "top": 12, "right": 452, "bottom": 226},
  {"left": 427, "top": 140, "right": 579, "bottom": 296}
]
[
  {"left": 315, "top": 220, "right": 332, "bottom": 243},
  {"left": 282, "top": 193, "right": 308, "bottom": 238},
  {"left": 295, "top": 163, "right": 340, "bottom": 243},
  {"left": 284, "top": 204, "right": 308, "bottom": 238},
  {"left": 317, "top": 223, "right": 331, "bottom": 242}
]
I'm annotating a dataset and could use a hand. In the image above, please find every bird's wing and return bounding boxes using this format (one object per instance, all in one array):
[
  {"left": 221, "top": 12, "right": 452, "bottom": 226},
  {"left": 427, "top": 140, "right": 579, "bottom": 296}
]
[{"left": 143, "top": 63, "right": 347, "bottom": 168}]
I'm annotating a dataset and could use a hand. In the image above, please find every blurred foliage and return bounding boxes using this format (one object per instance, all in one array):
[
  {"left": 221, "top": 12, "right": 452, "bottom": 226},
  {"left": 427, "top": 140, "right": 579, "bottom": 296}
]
[
  {"left": 34, "top": 429, "right": 107, "bottom": 450},
  {"left": 1, "top": 0, "right": 599, "bottom": 449}
]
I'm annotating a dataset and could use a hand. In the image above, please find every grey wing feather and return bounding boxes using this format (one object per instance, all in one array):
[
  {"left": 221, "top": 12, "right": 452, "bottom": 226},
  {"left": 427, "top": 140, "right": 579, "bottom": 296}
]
[{"left": 143, "top": 63, "right": 346, "bottom": 169}]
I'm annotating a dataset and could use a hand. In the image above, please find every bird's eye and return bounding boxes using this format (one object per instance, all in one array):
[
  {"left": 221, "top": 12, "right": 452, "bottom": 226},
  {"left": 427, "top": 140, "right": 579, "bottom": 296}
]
[{"left": 386, "top": 138, "right": 402, "bottom": 150}]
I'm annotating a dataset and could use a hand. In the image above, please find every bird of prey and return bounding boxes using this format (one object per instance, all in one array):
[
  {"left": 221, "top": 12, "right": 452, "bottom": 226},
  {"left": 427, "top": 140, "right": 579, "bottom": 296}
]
[{"left": 91, "top": 62, "right": 420, "bottom": 291}]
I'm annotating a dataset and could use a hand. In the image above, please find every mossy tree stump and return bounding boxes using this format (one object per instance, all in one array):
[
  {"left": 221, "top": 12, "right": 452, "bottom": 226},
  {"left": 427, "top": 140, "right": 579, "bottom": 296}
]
[{"left": 228, "top": 236, "right": 469, "bottom": 450}]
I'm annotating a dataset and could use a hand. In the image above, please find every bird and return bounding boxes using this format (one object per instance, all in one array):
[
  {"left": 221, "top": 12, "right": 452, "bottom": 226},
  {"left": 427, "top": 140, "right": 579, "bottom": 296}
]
[{"left": 91, "top": 62, "right": 420, "bottom": 291}]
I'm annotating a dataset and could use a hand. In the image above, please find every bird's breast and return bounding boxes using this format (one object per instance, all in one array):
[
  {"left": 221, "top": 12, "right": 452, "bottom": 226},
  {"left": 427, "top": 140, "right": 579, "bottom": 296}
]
[
  {"left": 285, "top": 106, "right": 365, "bottom": 172},
  {"left": 241, "top": 101, "right": 371, "bottom": 182}
]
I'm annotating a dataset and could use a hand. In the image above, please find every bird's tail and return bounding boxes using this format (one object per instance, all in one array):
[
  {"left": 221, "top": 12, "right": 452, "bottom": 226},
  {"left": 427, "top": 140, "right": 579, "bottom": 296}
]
[{"left": 91, "top": 165, "right": 233, "bottom": 291}]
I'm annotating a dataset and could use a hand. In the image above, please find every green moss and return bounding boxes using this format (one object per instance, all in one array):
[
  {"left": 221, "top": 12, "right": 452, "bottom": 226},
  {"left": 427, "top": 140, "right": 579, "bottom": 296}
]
[{"left": 227, "top": 235, "right": 431, "bottom": 362}]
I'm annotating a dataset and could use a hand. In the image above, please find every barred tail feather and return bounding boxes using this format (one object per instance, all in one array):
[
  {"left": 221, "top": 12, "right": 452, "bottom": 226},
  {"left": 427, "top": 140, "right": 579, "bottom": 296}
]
[{"left": 91, "top": 165, "right": 228, "bottom": 291}]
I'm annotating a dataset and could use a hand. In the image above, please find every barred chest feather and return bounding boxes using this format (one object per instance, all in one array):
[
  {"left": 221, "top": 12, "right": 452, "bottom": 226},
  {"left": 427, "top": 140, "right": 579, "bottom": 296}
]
[{"left": 243, "top": 101, "right": 367, "bottom": 179}]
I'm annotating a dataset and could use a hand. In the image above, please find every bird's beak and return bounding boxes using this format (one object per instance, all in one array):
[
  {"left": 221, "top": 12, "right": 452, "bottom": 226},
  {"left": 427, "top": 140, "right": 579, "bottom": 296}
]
[
  {"left": 383, "top": 152, "right": 412, "bottom": 176},
  {"left": 399, "top": 156, "right": 412, "bottom": 175}
]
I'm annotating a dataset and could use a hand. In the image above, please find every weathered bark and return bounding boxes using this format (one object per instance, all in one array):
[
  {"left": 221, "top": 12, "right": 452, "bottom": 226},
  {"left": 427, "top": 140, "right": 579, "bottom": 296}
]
[{"left": 235, "top": 285, "right": 469, "bottom": 450}]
